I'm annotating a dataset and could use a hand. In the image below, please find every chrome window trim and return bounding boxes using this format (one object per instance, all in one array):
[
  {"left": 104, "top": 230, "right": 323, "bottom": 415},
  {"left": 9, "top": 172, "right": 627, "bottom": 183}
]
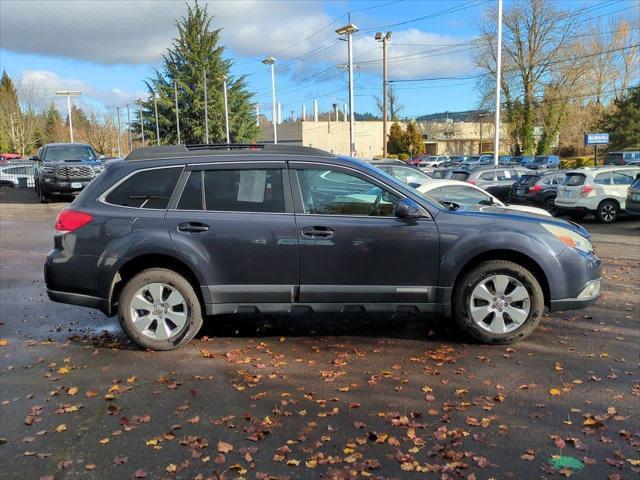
[
  {"left": 97, "top": 165, "right": 184, "bottom": 211},
  {"left": 167, "top": 208, "right": 293, "bottom": 216}
]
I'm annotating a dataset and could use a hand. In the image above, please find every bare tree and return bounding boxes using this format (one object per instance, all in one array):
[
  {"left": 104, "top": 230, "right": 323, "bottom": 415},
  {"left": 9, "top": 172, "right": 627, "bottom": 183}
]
[
  {"left": 474, "top": 0, "right": 578, "bottom": 154},
  {"left": 9, "top": 75, "right": 43, "bottom": 156},
  {"left": 374, "top": 83, "right": 403, "bottom": 121}
]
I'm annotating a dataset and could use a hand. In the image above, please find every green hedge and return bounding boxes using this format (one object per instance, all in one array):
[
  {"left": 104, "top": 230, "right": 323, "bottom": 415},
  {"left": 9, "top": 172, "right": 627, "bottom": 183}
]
[
  {"left": 560, "top": 157, "right": 594, "bottom": 169},
  {"left": 386, "top": 154, "right": 399, "bottom": 159},
  {"left": 398, "top": 153, "right": 409, "bottom": 161}
]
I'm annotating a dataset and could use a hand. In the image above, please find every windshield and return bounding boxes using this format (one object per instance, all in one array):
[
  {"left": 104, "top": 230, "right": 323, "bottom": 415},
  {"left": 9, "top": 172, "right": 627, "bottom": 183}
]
[
  {"left": 464, "top": 156, "right": 480, "bottom": 163},
  {"left": 389, "top": 166, "right": 431, "bottom": 184},
  {"left": 44, "top": 145, "right": 96, "bottom": 162},
  {"left": 532, "top": 156, "right": 548, "bottom": 164}
]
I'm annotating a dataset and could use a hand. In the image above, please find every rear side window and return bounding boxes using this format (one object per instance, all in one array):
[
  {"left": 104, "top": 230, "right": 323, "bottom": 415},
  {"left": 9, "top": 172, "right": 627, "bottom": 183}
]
[
  {"left": 565, "top": 173, "right": 586, "bottom": 186},
  {"left": 519, "top": 175, "right": 540, "bottom": 185},
  {"left": 594, "top": 172, "right": 611, "bottom": 185},
  {"left": 184, "top": 169, "right": 285, "bottom": 213},
  {"left": 451, "top": 171, "right": 470, "bottom": 181},
  {"left": 479, "top": 172, "right": 494, "bottom": 180},
  {"left": 105, "top": 167, "right": 181, "bottom": 209}
]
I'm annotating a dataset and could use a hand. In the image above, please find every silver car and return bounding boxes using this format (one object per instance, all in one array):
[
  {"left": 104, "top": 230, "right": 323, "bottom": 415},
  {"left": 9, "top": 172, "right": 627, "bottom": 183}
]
[{"left": 466, "top": 167, "right": 529, "bottom": 201}]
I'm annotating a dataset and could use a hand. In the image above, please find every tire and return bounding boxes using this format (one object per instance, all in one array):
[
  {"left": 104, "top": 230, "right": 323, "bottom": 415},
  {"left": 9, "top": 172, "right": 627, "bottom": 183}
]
[
  {"left": 39, "top": 187, "right": 50, "bottom": 203},
  {"left": 543, "top": 197, "right": 557, "bottom": 215},
  {"left": 118, "top": 268, "right": 203, "bottom": 351},
  {"left": 453, "top": 260, "right": 544, "bottom": 344},
  {"left": 596, "top": 200, "right": 618, "bottom": 223}
]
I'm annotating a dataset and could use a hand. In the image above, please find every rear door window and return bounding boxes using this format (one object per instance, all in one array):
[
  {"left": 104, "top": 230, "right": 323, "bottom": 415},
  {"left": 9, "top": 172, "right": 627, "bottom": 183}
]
[
  {"left": 594, "top": 172, "right": 611, "bottom": 185},
  {"left": 479, "top": 172, "right": 495, "bottom": 181},
  {"left": 450, "top": 171, "right": 470, "bottom": 181},
  {"left": 564, "top": 173, "right": 586, "bottom": 187},
  {"left": 611, "top": 172, "right": 635, "bottom": 185},
  {"left": 105, "top": 167, "right": 182, "bottom": 209}
]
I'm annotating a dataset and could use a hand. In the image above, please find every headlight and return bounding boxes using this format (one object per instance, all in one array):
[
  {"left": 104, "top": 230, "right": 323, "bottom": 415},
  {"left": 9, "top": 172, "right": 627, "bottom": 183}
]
[
  {"left": 94, "top": 165, "right": 104, "bottom": 173},
  {"left": 41, "top": 166, "right": 56, "bottom": 175},
  {"left": 542, "top": 223, "right": 593, "bottom": 253}
]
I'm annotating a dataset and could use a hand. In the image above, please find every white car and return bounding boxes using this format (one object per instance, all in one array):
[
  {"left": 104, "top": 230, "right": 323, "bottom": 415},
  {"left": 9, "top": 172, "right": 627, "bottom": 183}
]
[
  {"left": 419, "top": 156, "right": 448, "bottom": 169},
  {"left": 0, "top": 163, "right": 35, "bottom": 188},
  {"left": 555, "top": 166, "right": 640, "bottom": 223},
  {"left": 415, "top": 179, "right": 551, "bottom": 216}
]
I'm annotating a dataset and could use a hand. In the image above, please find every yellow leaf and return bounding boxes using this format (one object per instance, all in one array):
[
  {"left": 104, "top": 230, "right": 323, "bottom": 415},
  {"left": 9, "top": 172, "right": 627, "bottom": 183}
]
[
  {"left": 627, "top": 459, "right": 640, "bottom": 466},
  {"left": 108, "top": 384, "right": 120, "bottom": 393},
  {"left": 99, "top": 438, "right": 110, "bottom": 444},
  {"left": 146, "top": 438, "right": 159, "bottom": 446},
  {"left": 85, "top": 390, "right": 98, "bottom": 398},
  {"left": 287, "top": 459, "right": 300, "bottom": 466},
  {"left": 55, "top": 424, "right": 67, "bottom": 432},
  {"left": 67, "top": 387, "right": 78, "bottom": 396},
  {"left": 166, "top": 463, "right": 177, "bottom": 473},
  {"left": 0, "top": 339, "right": 9, "bottom": 346},
  {"left": 58, "top": 367, "right": 70, "bottom": 374},
  {"left": 217, "top": 441, "right": 233, "bottom": 453},
  {"left": 583, "top": 418, "right": 597, "bottom": 426},
  {"left": 549, "top": 388, "right": 561, "bottom": 396},
  {"left": 127, "top": 376, "right": 137, "bottom": 384},
  {"left": 305, "top": 460, "right": 317, "bottom": 468}
]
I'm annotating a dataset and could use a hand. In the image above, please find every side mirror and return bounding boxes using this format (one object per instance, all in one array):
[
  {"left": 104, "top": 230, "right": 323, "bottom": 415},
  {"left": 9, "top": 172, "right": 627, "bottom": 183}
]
[
  {"left": 395, "top": 198, "right": 426, "bottom": 219},
  {"left": 29, "top": 155, "right": 39, "bottom": 161},
  {"left": 98, "top": 154, "right": 106, "bottom": 160}
]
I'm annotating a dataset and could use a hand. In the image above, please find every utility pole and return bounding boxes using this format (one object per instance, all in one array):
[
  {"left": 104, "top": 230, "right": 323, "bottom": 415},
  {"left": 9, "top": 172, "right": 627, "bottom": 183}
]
[
  {"left": 116, "top": 106, "right": 122, "bottom": 157},
  {"left": 262, "top": 56, "right": 277, "bottom": 144},
  {"left": 376, "top": 32, "right": 391, "bottom": 157},
  {"left": 174, "top": 81, "right": 181, "bottom": 145},
  {"left": 126, "top": 103, "right": 132, "bottom": 151},
  {"left": 138, "top": 99, "right": 145, "bottom": 147},
  {"left": 336, "top": 22, "right": 359, "bottom": 156},
  {"left": 116, "top": 107, "right": 122, "bottom": 157},
  {"left": 203, "top": 69, "right": 209, "bottom": 144},
  {"left": 153, "top": 92, "right": 160, "bottom": 146},
  {"left": 493, "top": 0, "right": 503, "bottom": 166},
  {"left": 222, "top": 75, "right": 230, "bottom": 144}
]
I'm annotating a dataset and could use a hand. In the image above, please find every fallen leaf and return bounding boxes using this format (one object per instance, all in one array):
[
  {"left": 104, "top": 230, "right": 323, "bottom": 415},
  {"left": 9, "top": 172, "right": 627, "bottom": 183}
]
[
  {"left": 217, "top": 441, "right": 233, "bottom": 453},
  {"left": 67, "top": 387, "right": 78, "bottom": 396},
  {"left": 0, "top": 339, "right": 9, "bottom": 346},
  {"left": 549, "top": 388, "right": 561, "bottom": 396},
  {"left": 133, "top": 469, "right": 147, "bottom": 478},
  {"left": 166, "top": 463, "right": 177, "bottom": 473}
]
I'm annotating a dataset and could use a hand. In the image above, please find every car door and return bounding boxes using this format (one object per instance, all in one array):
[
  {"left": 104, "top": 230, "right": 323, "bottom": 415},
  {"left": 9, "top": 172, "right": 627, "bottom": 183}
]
[
  {"left": 289, "top": 161, "right": 440, "bottom": 304},
  {"left": 165, "top": 162, "right": 299, "bottom": 304}
]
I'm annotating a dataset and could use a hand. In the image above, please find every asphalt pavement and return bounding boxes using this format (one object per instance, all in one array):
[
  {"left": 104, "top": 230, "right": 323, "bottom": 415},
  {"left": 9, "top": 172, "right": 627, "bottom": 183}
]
[{"left": 1, "top": 190, "right": 639, "bottom": 480}]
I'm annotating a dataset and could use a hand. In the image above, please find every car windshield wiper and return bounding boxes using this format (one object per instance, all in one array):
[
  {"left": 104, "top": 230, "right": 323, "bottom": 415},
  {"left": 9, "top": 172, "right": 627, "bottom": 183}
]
[{"left": 440, "top": 200, "right": 461, "bottom": 211}]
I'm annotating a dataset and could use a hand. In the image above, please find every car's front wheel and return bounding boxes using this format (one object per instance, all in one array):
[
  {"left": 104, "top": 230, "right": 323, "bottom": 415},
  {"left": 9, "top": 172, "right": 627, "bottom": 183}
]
[
  {"left": 453, "top": 260, "right": 544, "bottom": 344},
  {"left": 118, "top": 268, "right": 203, "bottom": 350}
]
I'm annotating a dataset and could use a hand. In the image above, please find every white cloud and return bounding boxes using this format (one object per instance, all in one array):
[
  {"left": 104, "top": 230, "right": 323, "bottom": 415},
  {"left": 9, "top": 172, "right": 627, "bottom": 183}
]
[{"left": 18, "top": 70, "right": 143, "bottom": 110}]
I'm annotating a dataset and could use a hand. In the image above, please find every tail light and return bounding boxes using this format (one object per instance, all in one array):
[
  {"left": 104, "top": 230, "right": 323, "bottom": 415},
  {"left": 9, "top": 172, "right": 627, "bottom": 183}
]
[
  {"left": 467, "top": 180, "right": 477, "bottom": 185},
  {"left": 55, "top": 209, "right": 93, "bottom": 234},
  {"left": 580, "top": 185, "right": 595, "bottom": 197},
  {"left": 529, "top": 184, "right": 542, "bottom": 193}
]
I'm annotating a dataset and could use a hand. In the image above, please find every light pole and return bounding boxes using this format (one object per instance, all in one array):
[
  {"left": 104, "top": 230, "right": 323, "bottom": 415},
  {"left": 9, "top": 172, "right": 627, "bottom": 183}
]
[
  {"left": 203, "top": 69, "right": 209, "bottom": 144},
  {"left": 222, "top": 75, "right": 230, "bottom": 144},
  {"left": 336, "top": 22, "right": 358, "bottom": 157},
  {"left": 174, "top": 81, "right": 181, "bottom": 145},
  {"left": 262, "top": 56, "right": 277, "bottom": 144},
  {"left": 153, "top": 92, "right": 160, "bottom": 146},
  {"left": 55, "top": 90, "right": 81, "bottom": 143},
  {"left": 493, "top": 0, "right": 503, "bottom": 166},
  {"left": 126, "top": 103, "right": 132, "bottom": 151},
  {"left": 116, "top": 106, "right": 122, "bottom": 157},
  {"left": 138, "top": 99, "right": 145, "bottom": 147},
  {"left": 375, "top": 31, "right": 392, "bottom": 158}
]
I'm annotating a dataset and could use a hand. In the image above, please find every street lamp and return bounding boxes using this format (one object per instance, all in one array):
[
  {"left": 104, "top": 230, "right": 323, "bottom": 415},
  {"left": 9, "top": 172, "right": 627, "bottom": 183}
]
[
  {"left": 375, "top": 31, "right": 392, "bottom": 158},
  {"left": 262, "top": 56, "right": 277, "bottom": 144},
  {"left": 222, "top": 75, "right": 230, "bottom": 144},
  {"left": 336, "top": 22, "right": 358, "bottom": 156},
  {"left": 55, "top": 90, "right": 81, "bottom": 143}
]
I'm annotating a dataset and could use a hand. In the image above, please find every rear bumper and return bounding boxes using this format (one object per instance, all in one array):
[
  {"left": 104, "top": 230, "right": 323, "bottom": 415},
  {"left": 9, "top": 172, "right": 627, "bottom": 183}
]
[{"left": 46, "top": 288, "right": 110, "bottom": 314}]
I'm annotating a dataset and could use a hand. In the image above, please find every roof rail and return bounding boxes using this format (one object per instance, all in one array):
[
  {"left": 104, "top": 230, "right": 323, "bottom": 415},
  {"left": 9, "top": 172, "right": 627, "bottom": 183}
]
[{"left": 125, "top": 143, "right": 334, "bottom": 161}]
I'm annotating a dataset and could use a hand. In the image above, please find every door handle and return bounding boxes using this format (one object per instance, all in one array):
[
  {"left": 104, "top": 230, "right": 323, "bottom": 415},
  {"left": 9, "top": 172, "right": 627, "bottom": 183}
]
[
  {"left": 301, "top": 226, "right": 334, "bottom": 239},
  {"left": 178, "top": 222, "right": 209, "bottom": 233}
]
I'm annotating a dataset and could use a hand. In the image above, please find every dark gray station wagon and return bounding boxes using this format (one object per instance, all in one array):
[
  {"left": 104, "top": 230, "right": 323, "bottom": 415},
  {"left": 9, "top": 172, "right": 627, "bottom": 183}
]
[{"left": 45, "top": 145, "right": 601, "bottom": 350}]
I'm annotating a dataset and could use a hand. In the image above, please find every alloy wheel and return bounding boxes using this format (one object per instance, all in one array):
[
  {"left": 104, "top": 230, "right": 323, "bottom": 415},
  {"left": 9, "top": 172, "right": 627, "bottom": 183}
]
[
  {"left": 129, "top": 282, "right": 188, "bottom": 340},
  {"left": 600, "top": 204, "right": 616, "bottom": 222},
  {"left": 469, "top": 274, "right": 531, "bottom": 334}
]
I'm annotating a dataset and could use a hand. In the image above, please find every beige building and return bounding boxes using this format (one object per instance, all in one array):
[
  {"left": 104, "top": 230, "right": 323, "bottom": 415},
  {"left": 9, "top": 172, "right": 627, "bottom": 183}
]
[{"left": 258, "top": 118, "right": 510, "bottom": 158}]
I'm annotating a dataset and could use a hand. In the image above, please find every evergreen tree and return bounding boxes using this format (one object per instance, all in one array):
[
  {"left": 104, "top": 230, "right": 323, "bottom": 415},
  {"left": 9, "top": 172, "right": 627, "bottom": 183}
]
[
  {"left": 387, "top": 122, "right": 407, "bottom": 155},
  {"left": 43, "top": 102, "right": 63, "bottom": 144},
  {"left": 599, "top": 86, "right": 640, "bottom": 150},
  {"left": 135, "top": 1, "right": 258, "bottom": 146},
  {"left": 0, "top": 71, "right": 20, "bottom": 152},
  {"left": 405, "top": 121, "right": 425, "bottom": 156}
]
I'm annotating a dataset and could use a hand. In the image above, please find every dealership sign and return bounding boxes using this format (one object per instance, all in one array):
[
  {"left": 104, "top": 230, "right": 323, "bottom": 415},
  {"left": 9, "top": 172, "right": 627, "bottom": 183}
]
[{"left": 584, "top": 133, "right": 609, "bottom": 145}]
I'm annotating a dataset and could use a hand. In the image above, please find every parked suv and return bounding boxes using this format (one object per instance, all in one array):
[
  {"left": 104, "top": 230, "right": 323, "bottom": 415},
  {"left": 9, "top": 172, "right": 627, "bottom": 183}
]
[
  {"left": 604, "top": 151, "right": 640, "bottom": 165},
  {"left": 508, "top": 171, "right": 565, "bottom": 213},
  {"left": 370, "top": 159, "right": 432, "bottom": 189},
  {"left": 526, "top": 155, "right": 560, "bottom": 170},
  {"left": 555, "top": 166, "right": 640, "bottom": 222},
  {"left": 33, "top": 143, "right": 104, "bottom": 202},
  {"left": 45, "top": 144, "right": 601, "bottom": 350}
]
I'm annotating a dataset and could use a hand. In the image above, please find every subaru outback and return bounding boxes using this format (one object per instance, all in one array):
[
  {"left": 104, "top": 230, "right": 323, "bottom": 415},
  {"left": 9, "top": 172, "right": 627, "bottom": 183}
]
[{"left": 45, "top": 144, "right": 601, "bottom": 350}]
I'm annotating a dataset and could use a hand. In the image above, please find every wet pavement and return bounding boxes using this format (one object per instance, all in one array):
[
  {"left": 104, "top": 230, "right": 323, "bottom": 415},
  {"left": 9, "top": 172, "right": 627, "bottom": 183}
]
[{"left": 1, "top": 193, "right": 639, "bottom": 480}]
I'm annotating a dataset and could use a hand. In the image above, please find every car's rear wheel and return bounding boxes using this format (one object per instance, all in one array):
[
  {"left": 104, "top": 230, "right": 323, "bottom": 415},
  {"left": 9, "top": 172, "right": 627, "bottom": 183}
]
[
  {"left": 38, "top": 184, "right": 50, "bottom": 203},
  {"left": 596, "top": 200, "right": 618, "bottom": 223},
  {"left": 118, "top": 268, "right": 203, "bottom": 351},
  {"left": 543, "top": 197, "right": 557, "bottom": 215},
  {"left": 453, "top": 260, "right": 544, "bottom": 344}
]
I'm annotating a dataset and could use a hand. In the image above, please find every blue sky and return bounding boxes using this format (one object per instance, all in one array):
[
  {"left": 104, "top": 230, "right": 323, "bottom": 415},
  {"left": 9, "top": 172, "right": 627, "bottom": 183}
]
[{"left": 1, "top": 0, "right": 638, "bottom": 119}]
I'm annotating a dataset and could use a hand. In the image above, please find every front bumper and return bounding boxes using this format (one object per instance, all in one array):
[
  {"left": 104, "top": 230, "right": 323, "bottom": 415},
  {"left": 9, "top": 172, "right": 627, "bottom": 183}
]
[
  {"left": 40, "top": 178, "right": 92, "bottom": 194},
  {"left": 549, "top": 278, "right": 601, "bottom": 312}
]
